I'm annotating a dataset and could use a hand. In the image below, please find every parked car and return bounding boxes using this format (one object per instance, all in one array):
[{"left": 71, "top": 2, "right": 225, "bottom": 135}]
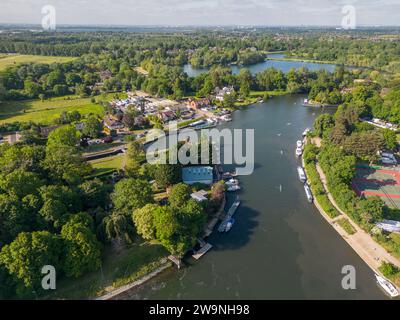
[{"left": 103, "top": 136, "right": 113, "bottom": 143}]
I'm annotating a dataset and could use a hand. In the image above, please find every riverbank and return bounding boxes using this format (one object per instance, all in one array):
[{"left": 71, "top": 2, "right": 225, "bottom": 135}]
[
  {"left": 96, "top": 260, "right": 173, "bottom": 300},
  {"left": 302, "top": 139, "right": 400, "bottom": 295}
]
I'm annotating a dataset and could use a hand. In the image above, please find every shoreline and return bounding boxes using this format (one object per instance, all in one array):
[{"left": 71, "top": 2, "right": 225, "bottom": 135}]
[
  {"left": 302, "top": 140, "right": 400, "bottom": 295},
  {"left": 95, "top": 260, "right": 173, "bottom": 300}
]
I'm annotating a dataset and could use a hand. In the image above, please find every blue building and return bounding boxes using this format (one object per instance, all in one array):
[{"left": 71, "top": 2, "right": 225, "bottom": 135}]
[{"left": 182, "top": 166, "right": 213, "bottom": 185}]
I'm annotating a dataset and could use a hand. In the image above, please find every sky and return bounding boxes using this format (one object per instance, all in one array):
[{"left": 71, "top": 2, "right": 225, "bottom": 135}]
[{"left": 0, "top": 0, "right": 399, "bottom": 27}]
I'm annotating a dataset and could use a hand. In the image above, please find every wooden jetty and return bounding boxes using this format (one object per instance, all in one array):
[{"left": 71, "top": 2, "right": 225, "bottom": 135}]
[
  {"left": 226, "top": 196, "right": 241, "bottom": 219},
  {"left": 168, "top": 255, "right": 183, "bottom": 269},
  {"left": 192, "top": 243, "right": 213, "bottom": 260},
  {"left": 218, "top": 196, "right": 241, "bottom": 232}
]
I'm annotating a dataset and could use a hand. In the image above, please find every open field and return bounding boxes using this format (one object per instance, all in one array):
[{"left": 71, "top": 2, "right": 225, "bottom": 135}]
[
  {"left": 0, "top": 54, "right": 77, "bottom": 71},
  {"left": 88, "top": 154, "right": 124, "bottom": 178},
  {"left": 352, "top": 164, "right": 400, "bottom": 209},
  {"left": 0, "top": 93, "right": 125, "bottom": 125},
  {"left": 45, "top": 242, "right": 167, "bottom": 299}
]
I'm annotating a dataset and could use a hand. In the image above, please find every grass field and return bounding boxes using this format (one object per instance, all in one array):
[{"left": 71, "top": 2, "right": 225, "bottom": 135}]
[
  {"left": 88, "top": 154, "right": 125, "bottom": 178},
  {"left": 0, "top": 93, "right": 125, "bottom": 125},
  {"left": 45, "top": 242, "right": 168, "bottom": 299},
  {"left": 0, "top": 54, "right": 76, "bottom": 71}
]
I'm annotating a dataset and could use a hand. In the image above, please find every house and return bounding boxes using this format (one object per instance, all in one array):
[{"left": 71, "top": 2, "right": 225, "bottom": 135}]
[
  {"left": 103, "top": 115, "right": 124, "bottom": 131},
  {"left": 187, "top": 98, "right": 211, "bottom": 110},
  {"left": 191, "top": 190, "right": 208, "bottom": 202},
  {"left": 100, "top": 70, "right": 112, "bottom": 81},
  {"left": 40, "top": 125, "right": 61, "bottom": 138},
  {"left": 182, "top": 166, "right": 213, "bottom": 185},
  {"left": 134, "top": 115, "right": 149, "bottom": 128},
  {"left": 157, "top": 110, "right": 176, "bottom": 123},
  {"left": 215, "top": 86, "right": 234, "bottom": 102},
  {"left": 1, "top": 132, "right": 22, "bottom": 144}
]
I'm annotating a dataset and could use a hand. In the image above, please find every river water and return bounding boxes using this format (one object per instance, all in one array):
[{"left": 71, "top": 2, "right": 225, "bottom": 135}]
[
  {"left": 183, "top": 54, "right": 339, "bottom": 77},
  {"left": 124, "top": 94, "right": 386, "bottom": 300}
]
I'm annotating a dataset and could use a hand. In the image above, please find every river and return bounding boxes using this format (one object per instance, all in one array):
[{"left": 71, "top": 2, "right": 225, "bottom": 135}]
[
  {"left": 183, "top": 54, "right": 340, "bottom": 77},
  {"left": 122, "top": 94, "right": 386, "bottom": 300}
]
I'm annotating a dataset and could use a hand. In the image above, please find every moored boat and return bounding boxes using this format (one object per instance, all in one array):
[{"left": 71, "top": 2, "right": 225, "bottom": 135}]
[
  {"left": 297, "top": 166, "right": 307, "bottom": 183},
  {"left": 227, "top": 185, "right": 241, "bottom": 192},
  {"left": 375, "top": 274, "right": 399, "bottom": 298},
  {"left": 296, "top": 140, "right": 303, "bottom": 148},
  {"left": 225, "top": 218, "right": 235, "bottom": 232},
  {"left": 302, "top": 128, "right": 311, "bottom": 137},
  {"left": 226, "top": 178, "right": 239, "bottom": 186},
  {"left": 304, "top": 183, "right": 313, "bottom": 203},
  {"left": 295, "top": 147, "right": 303, "bottom": 157}
]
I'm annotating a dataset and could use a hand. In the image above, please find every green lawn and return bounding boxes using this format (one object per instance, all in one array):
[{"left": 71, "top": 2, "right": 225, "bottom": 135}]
[
  {"left": 0, "top": 93, "right": 124, "bottom": 125},
  {"left": 337, "top": 218, "right": 356, "bottom": 235},
  {"left": 45, "top": 242, "right": 168, "bottom": 299},
  {"left": 90, "top": 155, "right": 124, "bottom": 170},
  {"left": 0, "top": 54, "right": 77, "bottom": 71}
]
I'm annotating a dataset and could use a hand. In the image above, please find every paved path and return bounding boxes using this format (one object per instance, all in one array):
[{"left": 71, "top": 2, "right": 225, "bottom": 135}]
[{"left": 315, "top": 163, "right": 400, "bottom": 271}]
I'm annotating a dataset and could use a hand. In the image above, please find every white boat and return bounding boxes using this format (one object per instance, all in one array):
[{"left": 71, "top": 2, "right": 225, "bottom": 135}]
[
  {"left": 225, "top": 178, "right": 239, "bottom": 186},
  {"left": 296, "top": 140, "right": 303, "bottom": 148},
  {"left": 227, "top": 185, "right": 241, "bottom": 192},
  {"left": 304, "top": 184, "right": 313, "bottom": 203},
  {"left": 375, "top": 274, "right": 399, "bottom": 298},
  {"left": 297, "top": 166, "right": 307, "bottom": 183},
  {"left": 302, "top": 128, "right": 311, "bottom": 137},
  {"left": 221, "top": 115, "right": 232, "bottom": 122},
  {"left": 295, "top": 147, "right": 303, "bottom": 157},
  {"left": 225, "top": 218, "right": 235, "bottom": 232}
]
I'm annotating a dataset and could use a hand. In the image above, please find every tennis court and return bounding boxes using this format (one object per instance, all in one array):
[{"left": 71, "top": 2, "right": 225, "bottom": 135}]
[{"left": 352, "top": 164, "right": 400, "bottom": 209}]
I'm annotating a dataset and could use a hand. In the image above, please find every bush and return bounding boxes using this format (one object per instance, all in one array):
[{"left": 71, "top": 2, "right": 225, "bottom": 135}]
[{"left": 337, "top": 218, "right": 356, "bottom": 235}]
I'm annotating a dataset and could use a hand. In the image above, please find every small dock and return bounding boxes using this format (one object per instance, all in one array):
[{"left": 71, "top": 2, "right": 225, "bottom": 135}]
[
  {"left": 218, "top": 196, "right": 241, "bottom": 232},
  {"left": 192, "top": 243, "right": 213, "bottom": 260},
  {"left": 226, "top": 196, "right": 241, "bottom": 219}
]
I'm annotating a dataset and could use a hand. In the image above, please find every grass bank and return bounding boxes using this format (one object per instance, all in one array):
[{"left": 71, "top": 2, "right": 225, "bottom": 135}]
[{"left": 45, "top": 242, "right": 168, "bottom": 299}]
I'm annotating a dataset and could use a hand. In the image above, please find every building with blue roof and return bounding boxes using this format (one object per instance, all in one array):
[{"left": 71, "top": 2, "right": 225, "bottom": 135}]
[{"left": 182, "top": 166, "right": 213, "bottom": 185}]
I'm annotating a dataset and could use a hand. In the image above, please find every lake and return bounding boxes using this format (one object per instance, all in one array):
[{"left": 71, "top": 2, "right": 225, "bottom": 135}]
[
  {"left": 183, "top": 54, "right": 340, "bottom": 77},
  {"left": 121, "top": 95, "right": 386, "bottom": 299}
]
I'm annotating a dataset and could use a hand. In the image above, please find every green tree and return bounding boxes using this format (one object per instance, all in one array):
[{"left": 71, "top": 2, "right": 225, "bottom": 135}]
[
  {"left": 78, "top": 179, "right": 109, "bottom": 210},
  {"left": 132, "top": 204, "right": 159, "bottom": 240},
  {"left": 111, "top": 178, "right": 154, "bottom": 216},
  {"left": 0, "top": 169, "right": 43, "bottom": 198},
  {"left": 314, "top": 114, "right": 334, "bottom": 138},
  {"left": 61, "top": 213, "right": 101, "bottom": 278},
  {"left": 125, "top": 140, "right": 145, "bottom": 177},
  {"left": 43, "top": 145, "right": 91, "bottom": 185},
  {"left": 82, "top": 115, "right": 101, "bottom": 138},
  {"left": 153, "top": 164, "right": 181, "bottom": 189},
  {"left": 0, "top": 231, "right": 62, "bottom": 294},
  {"left": 168, "top": 183, "right": 191, "bottom": 209},
  {"left": 46, "top": 125, "right": 81, "bottom": 150},
  {"left": 102, "top": 212, "right": 134, "bottom": 244},
  {"left": 382, "top": 129, "right": 397, "bottom": 151}
]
